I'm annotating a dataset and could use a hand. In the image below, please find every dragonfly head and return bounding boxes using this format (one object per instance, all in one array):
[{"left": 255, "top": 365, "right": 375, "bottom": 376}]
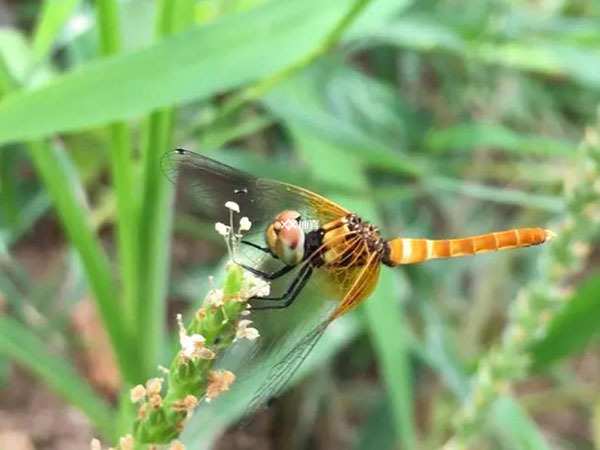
[{"left": 266, "top": 210, "right": 306, "bottom": 266}]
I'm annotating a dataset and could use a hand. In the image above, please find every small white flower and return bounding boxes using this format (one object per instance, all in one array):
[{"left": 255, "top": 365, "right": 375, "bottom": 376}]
[
  {"left": 225, "top": 201, "right": 240, "bottom": 213},
  {"left": 215, "top": 222, "right": 230, "bottom": 237},
  {"left": 197, "top": 347, "right": 216, "bottom": 359},
  {"left": 236, "top": 319, "right": 260, "bottom": 341},
  {"left": 205, "top": 288, "right": 224, "bottom": 308},
  {"left": 240, "top": 270, "right": 270, "bottom": 299},
  {"left": 239, "top": 216, "right": 252, "bottom": 231},
  {"left": 180, "top": 333, "right": 206, "bottom": 358},
  {"left": 130, "top": 384, "right": 146, "bottom": 403}
]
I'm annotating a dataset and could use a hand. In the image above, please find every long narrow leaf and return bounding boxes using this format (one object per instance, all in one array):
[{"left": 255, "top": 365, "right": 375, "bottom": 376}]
[
  {"left": 0, "top": 0, "right": 356, "bottom": 144},
  {"left": 530, "top": 270, "right": 600, "bottom": 370}
]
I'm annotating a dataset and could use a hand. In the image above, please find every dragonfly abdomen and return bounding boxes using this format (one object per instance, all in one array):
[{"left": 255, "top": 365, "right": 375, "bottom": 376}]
[{"left": 384, "top": 228, "right": 553, "bottom": 266}]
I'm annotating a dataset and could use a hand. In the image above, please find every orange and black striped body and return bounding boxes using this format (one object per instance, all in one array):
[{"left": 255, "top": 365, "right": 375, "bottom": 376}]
[
  {"left": 308, "top": 214, "right": 386, "bottom": 269},
  {"left": 305, "top": 214, "right": 552, "bottom": 269},
  {"left": 384, "top": 227, "right": 552, "bottom": 266}
]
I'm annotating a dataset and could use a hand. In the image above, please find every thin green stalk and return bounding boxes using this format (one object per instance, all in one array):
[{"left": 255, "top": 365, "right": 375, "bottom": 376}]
[
  {"left": 95, "top": 0, "right": 140, "bottom": 372},
  {"left": 137, "top": 0, "right": 195, "bottom": 378},
  {"left": 28, "top": 141, "right": 136, "bottom": 381},
  {"left": 138, "top": 109, "right": 174, "bottom": 378},
  {"left": 0, "top": 56, "right": 136, "bottom": 382}
]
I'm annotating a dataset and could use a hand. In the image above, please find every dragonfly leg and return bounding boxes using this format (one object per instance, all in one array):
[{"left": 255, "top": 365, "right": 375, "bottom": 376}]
[
  {"left": 240, "top": 263, "right": 295, "bottom": 281},
  {"left": 241, "top": 240, "right": 271, "bottom": 254},
  {"left": 250, "top": 265, "right": 313, "bottom": 310}
]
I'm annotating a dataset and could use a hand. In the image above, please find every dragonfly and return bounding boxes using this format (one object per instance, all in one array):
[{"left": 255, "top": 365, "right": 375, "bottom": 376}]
[{"left": 164, "top": 148, "right": 553, "bottom": 413}]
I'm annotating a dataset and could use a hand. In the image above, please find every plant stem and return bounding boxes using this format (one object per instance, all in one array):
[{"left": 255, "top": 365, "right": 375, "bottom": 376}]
[
  {"left": 137, "top": 0, "right": 195, "bottom": 379},
  {"left": 95, "top": 0, "right": 140, "bottom": 379}
]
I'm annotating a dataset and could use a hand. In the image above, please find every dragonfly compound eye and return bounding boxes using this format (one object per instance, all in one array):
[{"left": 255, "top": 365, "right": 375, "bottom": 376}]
[{"left": 265, "top": 210, "right": 306, "bottom": 266}]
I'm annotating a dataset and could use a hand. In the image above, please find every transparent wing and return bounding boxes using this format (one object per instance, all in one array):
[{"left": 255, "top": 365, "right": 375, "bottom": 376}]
[
  {"left": 239, "top": 249, "right": 383, "bottom": 418},
  {"left": 162, "top": 149, "right": 348, "bottom": 238}
]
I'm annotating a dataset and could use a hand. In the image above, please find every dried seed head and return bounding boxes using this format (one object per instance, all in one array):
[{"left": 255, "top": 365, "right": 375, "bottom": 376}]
[
  {"left": 195, "top": 308, "right": 206, "bottom": 320},
  {"left": 130, "top": 384, "right": 146, "bottom": 403},
  {"left": 205, "top": 288, "right": 225, "bottom": 308},
  {"left": 137, "top": 404, "right": 147, "bottom": 420},
  {"left": 119, "top": 435, "right": 134, "bottom": 450},
  {"left": 197, "top": 347, "right": 216, "bottom": 360},
  {"left": 169, "top": 441, "right": 186, "bottom": 450},
  {"left": 149, "top": 394, "right": 163, "bottom": 410},
  {"left": 206, "top": 370, "right": 236, "bottom": 401},
  {"left": 146, "top": 378, "right": 163, "bottom": 396},
  {"left": 172, "top": 395, "right": 199, "bottom": 412},
  {"left": 236, "top": 319, "right": 260, "bottom": 341},
  {"left": 180, "top": 333, "right": 207, "bottom": 359}
]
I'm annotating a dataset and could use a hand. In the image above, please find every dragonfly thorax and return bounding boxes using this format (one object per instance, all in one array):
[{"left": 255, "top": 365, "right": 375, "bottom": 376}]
[
  {"left": 266, "top": 210, "right": 306, "bottom": 266},
  {"left": 346, "top": 214, "right": 387, "bottom": 254}
]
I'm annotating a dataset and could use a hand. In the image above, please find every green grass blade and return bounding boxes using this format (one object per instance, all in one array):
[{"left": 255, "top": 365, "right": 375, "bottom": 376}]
[
  {"left": 0, "top": 315, "right": 116, "bottom": 440},
  {"left": 137, "top": 108, "right": 174, "bottom": 377},
  {"left": 136, "top": 0, "right": 195, "bottom": 378},
  {"left": 26, "top": 141, "right": 138, "bottom": 381},
  {"left": 530, "top": 270, "right": 600, "bottom": 370},
  {"left": 95, "top": 0, "right": 139, "bottom": 347},
  {"left": 31, "top": 0, "right": 83, "bottom": 62},
  {"left": 0, "top": 0, "right": 360, "bottom": 144}
]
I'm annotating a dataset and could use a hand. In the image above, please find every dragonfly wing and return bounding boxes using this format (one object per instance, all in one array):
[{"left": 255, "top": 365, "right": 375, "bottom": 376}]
[
  {"left": 243, "top": 319, "right": 329, "bottom": 419},
  {"left": 238, "top": 252, "right": 383, "bottom": 418},
  {"left": 328, "top": 252, "right": 381, "bottom": 320},
  {"left": 162, "top": 149, "right": 348, "bottom": 236}
]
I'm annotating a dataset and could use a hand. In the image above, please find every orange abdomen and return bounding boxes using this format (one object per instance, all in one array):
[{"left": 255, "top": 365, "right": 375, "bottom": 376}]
[{"left": 386, "top": 228, "right": 554, "bottom": 266}]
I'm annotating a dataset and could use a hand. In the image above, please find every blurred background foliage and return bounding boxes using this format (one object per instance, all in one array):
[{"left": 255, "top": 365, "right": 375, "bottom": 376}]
[{"left": 0, "top": 0, "right": 599, "bottom": 448}]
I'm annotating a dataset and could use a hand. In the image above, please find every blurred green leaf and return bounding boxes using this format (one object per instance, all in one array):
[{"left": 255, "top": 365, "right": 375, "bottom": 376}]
[
  {"left": 361, "top": 15, "right": 600, "bottom": 89},
  {"left": 355, "top": 394, "right": 396, "bottom": 450},
  {"left": 361, "top": 14, "right": 466, "bottom": 52},
  {"left": 530, "top": 270, "right": 600, "bottom": 370},
  {"left": 426, "top": 123, "right": 576, "bottom": 157},
  {"left": 0, "top": 315, "right": 116, "bottom": 440},
  {"left": 425, "top": 177, "right": 564, "bottom": 213},
  {"left": 0, "top": 0, "right": 387, "bottom": 144}
]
